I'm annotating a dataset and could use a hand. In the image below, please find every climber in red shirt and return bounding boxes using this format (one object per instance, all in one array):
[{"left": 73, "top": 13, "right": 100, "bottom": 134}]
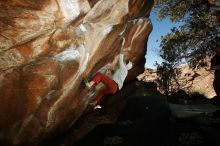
[{"left": 85, "top": 54, "right": 132, "bottom": 106}]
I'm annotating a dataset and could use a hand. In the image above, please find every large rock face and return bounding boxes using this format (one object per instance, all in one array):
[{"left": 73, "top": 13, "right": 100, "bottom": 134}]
[{"left": 0, "top": 0, "right": 153, "bottom": 145}]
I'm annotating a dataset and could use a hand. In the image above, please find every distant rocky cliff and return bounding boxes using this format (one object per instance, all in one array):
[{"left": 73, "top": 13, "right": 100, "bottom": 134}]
[
  {"left": 0, "top": 0, "right": 153, "bottom": 145},
  {"left": 138, "top": 65, "right": 215, "bottom": 98}
]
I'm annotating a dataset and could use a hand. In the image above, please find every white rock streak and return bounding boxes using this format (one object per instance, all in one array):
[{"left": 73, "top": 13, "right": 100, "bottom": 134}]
[
  {"left": 79, "top": 24, "right": 87, "bottom": 32},
  {"left": 103, "top": 25, "right": 113, "bottom": 34},
  {"left": 58, "top": 0, "right": 80, "bottom": 25},
  {"left": 46, "top": 44, "right": 89, "bottom": 127},
  {"left": 54, "top": 48, "right": 80, "bottom": 61},
  {"left": 125, "top": 18, "right": 151, "bottom": 52}
]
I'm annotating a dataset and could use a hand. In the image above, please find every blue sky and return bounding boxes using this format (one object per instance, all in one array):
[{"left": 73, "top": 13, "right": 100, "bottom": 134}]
[{"left": 145, "top": 12, "right": 183, "bottom": 69}]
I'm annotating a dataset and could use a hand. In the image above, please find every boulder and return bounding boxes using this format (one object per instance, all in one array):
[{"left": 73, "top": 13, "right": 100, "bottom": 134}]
[{"left": 0, "top": 0, "right": 153, "bottom": 145}]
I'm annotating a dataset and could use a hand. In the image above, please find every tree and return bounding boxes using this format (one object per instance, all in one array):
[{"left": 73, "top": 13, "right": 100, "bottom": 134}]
[
  {"left": 153, "top": 0, "right": 220, "bottom": 94},
  {"left": 155, "top": 36, "right": 182, "bottom": 95},
  {"left": 154, "top": 0, "right": 220, "bottom": 68}
]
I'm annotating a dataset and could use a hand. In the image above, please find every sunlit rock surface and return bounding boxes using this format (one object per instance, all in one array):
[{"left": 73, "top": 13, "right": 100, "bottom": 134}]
[
  {"left": 139, "top": 65, "right": 215, "bottom": 98},
  {"left": 0, "top": 0, "right": 153, "bottom": 145}
]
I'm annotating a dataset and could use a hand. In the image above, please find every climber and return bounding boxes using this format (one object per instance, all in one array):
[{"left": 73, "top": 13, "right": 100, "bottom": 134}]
[{"left": 85, "top": 54, "right": 133, "bottom": 106}]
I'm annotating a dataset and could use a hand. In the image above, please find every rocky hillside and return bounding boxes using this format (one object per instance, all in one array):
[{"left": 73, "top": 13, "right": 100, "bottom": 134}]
[
  {"left": 138, "top": 65, "right": 216, "bottom": 98},
  {"left": 0, "top": 0, "right": 153, "bottom": 145}
]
